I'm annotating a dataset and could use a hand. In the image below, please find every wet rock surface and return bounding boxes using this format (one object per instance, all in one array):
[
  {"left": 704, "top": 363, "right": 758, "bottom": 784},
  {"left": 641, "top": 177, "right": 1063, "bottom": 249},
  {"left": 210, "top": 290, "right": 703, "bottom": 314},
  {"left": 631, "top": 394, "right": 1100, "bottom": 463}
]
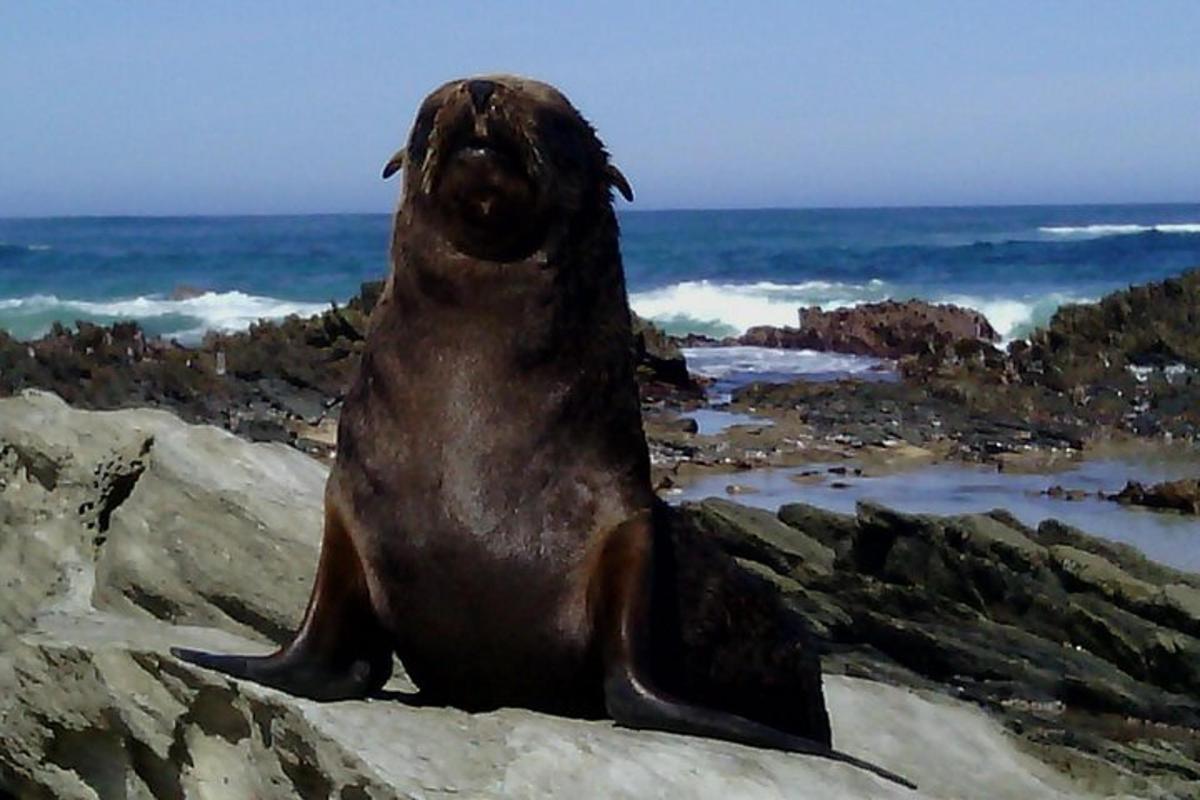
[
  {"left": 1, "top": 392, "right": 1098, "bottom": 799},
  {"left": 731, "top": 379, "right": 1086, "bottom": 459}
]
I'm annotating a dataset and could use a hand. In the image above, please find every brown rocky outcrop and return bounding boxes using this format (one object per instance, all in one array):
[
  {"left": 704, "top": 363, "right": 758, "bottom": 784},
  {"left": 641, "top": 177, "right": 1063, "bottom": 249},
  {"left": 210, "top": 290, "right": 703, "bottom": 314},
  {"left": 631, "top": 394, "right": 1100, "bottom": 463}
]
[
  {"left": 736, "top": 299, "right": 998, "bottom": 359},
  {"left": 1113, "top": 478, "right": 1200, "bottom": 515}
]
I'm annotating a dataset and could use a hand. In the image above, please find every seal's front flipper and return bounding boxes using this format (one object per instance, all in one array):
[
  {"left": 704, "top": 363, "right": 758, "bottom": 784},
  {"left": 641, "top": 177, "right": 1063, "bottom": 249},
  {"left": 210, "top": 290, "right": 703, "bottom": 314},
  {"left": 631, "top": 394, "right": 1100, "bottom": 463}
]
[
  {"left": 172, "top": 502, "right": 393, "bottom": 701},
  {"left": 592, "top": 511, "right": 917, "bottom": 791}
]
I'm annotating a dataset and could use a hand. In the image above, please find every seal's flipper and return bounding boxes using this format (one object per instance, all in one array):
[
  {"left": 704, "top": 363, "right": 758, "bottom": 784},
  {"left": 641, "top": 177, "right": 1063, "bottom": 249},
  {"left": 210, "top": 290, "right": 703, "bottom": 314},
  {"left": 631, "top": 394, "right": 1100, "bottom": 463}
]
[
  {"left": 172, "top": 503, "right": 393, "bottom": 701},
  {"left": 592, "top": 513, "right": 917, "bottom": 791}
]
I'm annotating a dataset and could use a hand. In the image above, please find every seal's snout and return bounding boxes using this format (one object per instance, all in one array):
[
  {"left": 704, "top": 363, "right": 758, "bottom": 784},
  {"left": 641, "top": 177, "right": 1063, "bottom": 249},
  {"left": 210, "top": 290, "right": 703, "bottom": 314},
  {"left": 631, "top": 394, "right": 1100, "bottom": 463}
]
[
  {"left": 399, "top": 74, "right": 635, "bottom": 262},
  {"left": 466, "top": 79, "right": 495, "bottom": 113}
]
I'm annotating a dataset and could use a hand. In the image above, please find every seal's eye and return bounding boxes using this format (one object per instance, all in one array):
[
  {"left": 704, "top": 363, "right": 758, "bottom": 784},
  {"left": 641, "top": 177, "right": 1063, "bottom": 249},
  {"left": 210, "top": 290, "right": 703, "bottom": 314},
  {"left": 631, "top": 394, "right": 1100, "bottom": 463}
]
[
  {"left": 535, "top": 110, "right": 589, "bottom": 175},
  {"left": 407, "top": 103, "right": 438, "bottom": 167}
]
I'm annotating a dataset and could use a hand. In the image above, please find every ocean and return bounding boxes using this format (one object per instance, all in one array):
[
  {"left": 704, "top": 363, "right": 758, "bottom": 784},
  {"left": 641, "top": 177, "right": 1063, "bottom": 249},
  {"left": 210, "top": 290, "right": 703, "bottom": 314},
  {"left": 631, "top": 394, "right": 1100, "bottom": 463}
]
[{"left": 2, "top": 204, "right": 1199, "bottom": 346}]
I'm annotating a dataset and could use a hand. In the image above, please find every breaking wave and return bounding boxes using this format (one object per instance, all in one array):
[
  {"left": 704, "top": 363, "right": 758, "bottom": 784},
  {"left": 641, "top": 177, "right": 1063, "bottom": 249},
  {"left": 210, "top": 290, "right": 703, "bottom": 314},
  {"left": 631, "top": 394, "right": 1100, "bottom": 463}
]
[
  {"left": 1040, "top": 223, "right": 1200, "bottom": 237},
  {"left": 628, "top": 279, "right": 890, "bottom": 339},
  {"left": 629, "top": 280, "right": 1085, "bottom": 341},
  {"left": 0, "top": 291, "right": 330, "bottom": 343}
]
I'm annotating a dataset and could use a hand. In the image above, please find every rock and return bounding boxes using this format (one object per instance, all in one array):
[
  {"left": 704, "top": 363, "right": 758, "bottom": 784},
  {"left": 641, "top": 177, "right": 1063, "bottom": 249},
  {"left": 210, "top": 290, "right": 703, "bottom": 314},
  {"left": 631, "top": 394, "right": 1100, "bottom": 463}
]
[
  {"left": 910, "top": 269, "right": 1200, "bottom": 444},
  {"left": 728, "top": 378, "right": 1087, "bottom": 465},
  {"left": 680, "top": 497, "right": 835, "bottom": 577},
  {"left": 0, "top": 391, "right": 1097, "bottom": 799},
  {"left": 1048, "top": 545, "right": 1159, "bottom": 607},
  {"left": 1024, "top": 270, "right": 1200, "bottom": 381},
  {"left": 1044, "top": 485, "right": 1090, "bottom": 501},
  {"left": 669, "top": 497, "right": 1200, "bottom": 795},
  {"left": 1, "top": 615, "right": 1091, "bottom": 800},
  {"left": 736, "top": 300, "right": 998, "bottom": 359},
  {"left": 778, "top": 503, "right": 861, "bottom": 562},
  {"left": 0, "top": 390, "right": 325, "bottom": 645},
  {"left": 663, "top": 415, "right": 701, "bottom": 434},
  {"left": 1112, "top": 477, "right": 1200, "bottom": 514},
  {"left": 353, "top": 280, "right": 386, "bottom": 315},
  {"left": 672, "top": 332, "right": 723, "bottom": 348},
  {"left": 630, "top": 315, "right": 700, "bottom": 398}
]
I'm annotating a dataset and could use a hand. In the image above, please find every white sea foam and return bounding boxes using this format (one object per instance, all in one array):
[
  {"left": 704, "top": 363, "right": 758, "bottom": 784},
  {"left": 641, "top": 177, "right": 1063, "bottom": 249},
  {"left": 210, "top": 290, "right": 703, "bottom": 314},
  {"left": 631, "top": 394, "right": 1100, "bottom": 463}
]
[
  {"left": 1129, "top": 363, "right": 1193, "bottom": 385},
  {"left": 630, "top": 277, "right": 1082, "bottom": 342},
  {"left": 935, "top": 292, "right": 1094, "bottom": 342},
  {"left": 629, "top": 279, "right": 889, "bottom": 337},
  {"left": 0, "top": 242, "right": 51, "bottom": 252},
  {"left": 0, "top": 291, "right": 330, "bottom": 342},
  {"left": 682, "top": 346, "right": 885, "bottom": 381},
  {"left": 1040, "top": 223, "right": 1200, "bottom": 237},
  {"left": 71, "top": 291, "right": 329, "bottom": 330}
]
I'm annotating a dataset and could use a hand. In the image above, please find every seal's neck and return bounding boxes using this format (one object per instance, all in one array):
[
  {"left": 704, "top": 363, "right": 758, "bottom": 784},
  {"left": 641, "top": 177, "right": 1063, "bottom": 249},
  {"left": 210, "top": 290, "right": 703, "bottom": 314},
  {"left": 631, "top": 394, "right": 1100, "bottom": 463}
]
[{"left": 382, "top": 208, "right": 631, "bottom": 367}]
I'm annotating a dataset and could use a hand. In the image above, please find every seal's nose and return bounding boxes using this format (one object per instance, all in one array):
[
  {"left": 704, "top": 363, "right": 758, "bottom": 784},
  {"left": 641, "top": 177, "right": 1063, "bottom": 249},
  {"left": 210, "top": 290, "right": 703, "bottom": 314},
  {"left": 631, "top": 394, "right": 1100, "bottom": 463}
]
[{"left": 467, "top": 79, "right": 495, "bottom": 113}]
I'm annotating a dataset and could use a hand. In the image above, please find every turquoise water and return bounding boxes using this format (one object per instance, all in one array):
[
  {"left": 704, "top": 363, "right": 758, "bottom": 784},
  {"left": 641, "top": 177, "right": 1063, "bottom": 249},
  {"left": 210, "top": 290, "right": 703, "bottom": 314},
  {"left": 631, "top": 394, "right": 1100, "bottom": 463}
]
[{"left": 1, "top": 204, "right": 1199, "bottom": 341}]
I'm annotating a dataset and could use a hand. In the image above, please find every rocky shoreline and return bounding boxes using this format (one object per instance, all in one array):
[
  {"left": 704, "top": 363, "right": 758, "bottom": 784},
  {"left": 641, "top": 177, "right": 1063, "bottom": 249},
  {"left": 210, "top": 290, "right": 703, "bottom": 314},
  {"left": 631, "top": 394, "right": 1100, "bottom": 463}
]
[
  {"left": 3, "top": 272, "right": 1198, "bottom": 487},
  {"left": 2, "top": 391, "right": 1198, "bottom": 797},
  {"left": 648, "top": 271, "right": 1200, "bottom": 489}
]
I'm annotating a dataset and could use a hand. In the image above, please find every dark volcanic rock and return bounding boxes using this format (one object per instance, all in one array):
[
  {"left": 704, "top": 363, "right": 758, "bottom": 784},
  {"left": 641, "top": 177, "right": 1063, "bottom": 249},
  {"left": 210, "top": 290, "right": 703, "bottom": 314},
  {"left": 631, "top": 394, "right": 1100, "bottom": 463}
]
[
  {"left": 1022, "top": 270, "right": 1200, "bottom": 382},
  {"left": 672, "top": 332, "right": 723, "bottom": 348},
  {"left": 630, "top": 315, "right": 702, "bottom": 400},
  {"left": 674, "top": 497, "right": 1200, "bottom": 792},
  {"left": 662, "top": 504, "right": 833, "bottom": 745},
  {"left": 736, "top": 300, "right": 998, "bottom": 359},
  {"left": 0, "top": 289, "right": 703, "bottom": 446},
  {"left": 730, "top": 378, "right": 1085, "bottom": 461},
  {"left": 907, "top": 268, "right": 1200, "bottom": 444}
]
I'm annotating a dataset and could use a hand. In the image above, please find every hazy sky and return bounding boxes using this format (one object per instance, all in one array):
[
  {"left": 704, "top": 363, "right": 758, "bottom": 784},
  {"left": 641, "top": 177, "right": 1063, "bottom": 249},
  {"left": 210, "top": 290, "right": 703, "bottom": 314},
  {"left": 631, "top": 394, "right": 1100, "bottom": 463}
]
[{"left": 2, "top": 2, "right": 1198, "bottom": 215}]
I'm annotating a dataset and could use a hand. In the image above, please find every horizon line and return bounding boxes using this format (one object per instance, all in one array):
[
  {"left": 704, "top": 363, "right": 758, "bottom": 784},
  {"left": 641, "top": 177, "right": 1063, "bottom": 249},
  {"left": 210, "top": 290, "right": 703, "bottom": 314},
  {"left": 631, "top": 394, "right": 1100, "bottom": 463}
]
[{"left": 4, "top": 199, "right": 1200, "bottom": 222}]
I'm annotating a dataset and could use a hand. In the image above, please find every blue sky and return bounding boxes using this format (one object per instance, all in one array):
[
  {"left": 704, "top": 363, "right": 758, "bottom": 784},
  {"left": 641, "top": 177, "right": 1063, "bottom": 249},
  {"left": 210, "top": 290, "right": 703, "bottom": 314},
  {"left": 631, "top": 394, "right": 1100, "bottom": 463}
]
[{"left": 2, "top": 2, "right": 1198, "bottom": 215}]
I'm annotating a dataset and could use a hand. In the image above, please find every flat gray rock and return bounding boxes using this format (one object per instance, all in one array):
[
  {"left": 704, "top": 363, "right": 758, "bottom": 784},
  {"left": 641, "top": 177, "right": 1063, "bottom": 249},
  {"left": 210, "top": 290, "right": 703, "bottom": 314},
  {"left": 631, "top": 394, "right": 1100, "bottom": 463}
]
[{"left": 2, "top": 613, "right": 1087, "bottom": 799}]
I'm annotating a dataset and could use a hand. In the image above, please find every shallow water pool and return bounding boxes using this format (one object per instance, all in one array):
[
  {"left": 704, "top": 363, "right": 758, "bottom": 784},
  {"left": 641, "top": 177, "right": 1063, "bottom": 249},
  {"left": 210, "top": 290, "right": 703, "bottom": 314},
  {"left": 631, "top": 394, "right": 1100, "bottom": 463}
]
[{"left": 672, "top": 456, "right": 1200, "bottom": 573}]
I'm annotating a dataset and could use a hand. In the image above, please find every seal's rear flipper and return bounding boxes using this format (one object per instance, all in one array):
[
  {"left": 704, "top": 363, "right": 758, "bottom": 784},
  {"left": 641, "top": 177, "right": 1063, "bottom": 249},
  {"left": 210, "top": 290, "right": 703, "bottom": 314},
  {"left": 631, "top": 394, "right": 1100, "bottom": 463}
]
[
  {"left": 172, "top": 502, "right": 393, "bottom": 701},
  {"left": 592, "top": 512, "right": 917, "bottom": 791},
  {"left": 170, "top": 646, "right": 387, "bottom": 701}
]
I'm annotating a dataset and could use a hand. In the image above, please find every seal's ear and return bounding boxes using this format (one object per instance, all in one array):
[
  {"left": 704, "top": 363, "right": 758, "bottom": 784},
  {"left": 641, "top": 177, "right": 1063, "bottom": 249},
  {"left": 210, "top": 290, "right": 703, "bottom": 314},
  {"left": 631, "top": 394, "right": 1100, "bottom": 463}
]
[
  {"left": 606, "top": 164, "right": 634, "bottom": 202},
  {"left": 381, "top": 149, "right": 406, "bottom": 180}
]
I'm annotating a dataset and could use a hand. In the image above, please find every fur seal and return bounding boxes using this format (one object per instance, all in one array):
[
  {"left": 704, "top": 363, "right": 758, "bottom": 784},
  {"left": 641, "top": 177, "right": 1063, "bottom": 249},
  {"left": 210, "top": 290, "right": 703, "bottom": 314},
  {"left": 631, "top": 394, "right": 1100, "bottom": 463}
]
[{"left": 173, "top": 75, "right": 913, "bottom": 790}]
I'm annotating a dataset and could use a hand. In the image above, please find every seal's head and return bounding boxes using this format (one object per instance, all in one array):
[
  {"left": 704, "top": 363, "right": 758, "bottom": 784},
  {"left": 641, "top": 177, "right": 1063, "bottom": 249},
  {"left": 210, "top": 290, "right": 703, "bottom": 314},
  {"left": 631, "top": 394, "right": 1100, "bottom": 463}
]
[{"left": 383, "top": 75, "right": 632, "bottom": 263}]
